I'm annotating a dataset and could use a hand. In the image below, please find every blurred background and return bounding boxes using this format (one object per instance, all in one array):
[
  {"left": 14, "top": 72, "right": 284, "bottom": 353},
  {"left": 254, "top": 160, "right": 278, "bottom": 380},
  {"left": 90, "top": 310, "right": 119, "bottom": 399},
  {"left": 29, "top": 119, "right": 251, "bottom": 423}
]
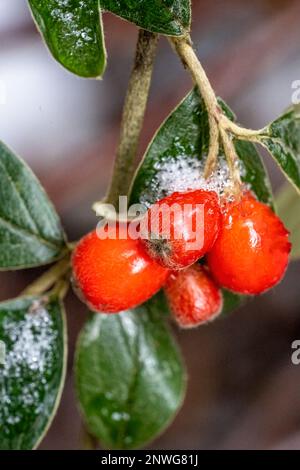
[{"left": 1, "top": 0, "right": 300, "bottom": 450}]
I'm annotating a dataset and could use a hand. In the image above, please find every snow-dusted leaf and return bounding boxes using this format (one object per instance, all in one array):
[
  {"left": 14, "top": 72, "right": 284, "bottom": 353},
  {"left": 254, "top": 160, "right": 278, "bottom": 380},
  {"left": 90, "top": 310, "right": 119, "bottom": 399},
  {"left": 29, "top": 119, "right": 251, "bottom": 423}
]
[
  {"left": 130, "top": 89, "right": 273, "bottom": 209},
  {"left": 0, "top": 295, "right": 67, "bottom": 449},
  {"left": 28, "top": 0, "right": 106, "bottom": 78}
]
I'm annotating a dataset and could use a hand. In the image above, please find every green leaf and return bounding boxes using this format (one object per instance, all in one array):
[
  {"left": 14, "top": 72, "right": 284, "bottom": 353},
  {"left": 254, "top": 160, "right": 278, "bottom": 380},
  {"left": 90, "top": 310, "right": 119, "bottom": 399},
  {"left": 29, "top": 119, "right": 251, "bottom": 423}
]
[
  {"left": 0, "top": 295, "right": 67, "bottom": 450},
  {"left": 0, "top": 142, "right": 67, "bottom": 270},
  {"left": 222, "top": 289, "right": 245, "bottom": 316},
  {"left": 28, "top": 0, "right": 106, "bottom": 78},
  {"left": 234, "top": 139, "right": 274, "bottom": 209},
  {"left": 218, "top": 100, "right": 275, "bottom": 208},
  {"left": 101, "top": 0, "right": 191, "bottom": 36},
  {"left": 276, "top": 182, "right": 300, "bottom": 261},
  {"left": 130, "top": 89, "right": 273, "bottom": 208},
  {"left": 260, "top": 105, "right": 300, "bottom": 194},
  {"left": 130, "top": 88, "right": 274, "bottom": 315},
  {"left": 75, "top": 296, "right": 186, "bottom": 450}
]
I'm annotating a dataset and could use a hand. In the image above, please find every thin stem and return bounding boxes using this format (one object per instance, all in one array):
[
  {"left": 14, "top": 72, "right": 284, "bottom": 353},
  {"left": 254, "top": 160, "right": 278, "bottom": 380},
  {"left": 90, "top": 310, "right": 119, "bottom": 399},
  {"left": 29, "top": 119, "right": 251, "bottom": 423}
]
[
  {"left": 170, "top": 35, "right": 219, "bottom": 117},
  {"left": 106, "top": 30, "right": 159, "bottom": 206},
  {"left": 170, "top": 36, "right": 221, "bottom": 178},
  {"left": 21, "top": 257, "right": 70, "bottom": 296},
  {"left": 220, "top": 115, "right": 265, "bottom": 140},
  {"left": 50, "top": 278, "right": 70, "bottom": 300},
  {"left": 171, "top": 35, "right": 265, "bottom": 143},
  {"left": 170, "top": 34, "right": 264, "bottom": 186},
  {"left": 170, "top": 36, "right": 218, "bottom": 116},
  {"left": 220, "top": 127, "right": 242, "bottom": 192},
  {"left": 204, "top": 115, "right": 219, "bottom": 178}
]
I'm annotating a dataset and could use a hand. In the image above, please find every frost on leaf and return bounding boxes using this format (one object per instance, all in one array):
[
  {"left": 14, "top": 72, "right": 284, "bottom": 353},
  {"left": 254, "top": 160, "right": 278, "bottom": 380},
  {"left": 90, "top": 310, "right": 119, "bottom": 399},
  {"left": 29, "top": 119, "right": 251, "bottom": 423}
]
[
  {"left": 28, "top": 0, "right": 106, "bottom": 77},
  {"left": 0, "top": 297, "right": 65, "bottom": 450}
]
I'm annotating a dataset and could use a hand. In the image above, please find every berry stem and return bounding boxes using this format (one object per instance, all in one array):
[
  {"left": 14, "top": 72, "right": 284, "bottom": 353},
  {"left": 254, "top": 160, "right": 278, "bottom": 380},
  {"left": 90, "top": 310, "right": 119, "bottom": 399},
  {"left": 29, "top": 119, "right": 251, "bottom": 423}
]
[
  {"left": 21, "top": 257, "right": 71, "bottom": 296},
  {"left": 170, "top": 34, "right": 264, "bottom": 184},
  {"left": 106, "top": 29, "right": 159, "bottom": 207},
  {"left": 170, "top": 35, "right": 220, "bottom": 179},
  {"left": 170, "top": 36, "right": 219, "bottom": 117},
  {"left": 220, "top": 127, "right": 242, "bottom": 193},
  {"left": 50, "top": 278, "right": 70, "bottom": 300},
  {"left": 204, "top": 116, "right": 219, "bottom": 178},
  {"left": 220, "top": 116, "right": 265, "bottom": 140}
]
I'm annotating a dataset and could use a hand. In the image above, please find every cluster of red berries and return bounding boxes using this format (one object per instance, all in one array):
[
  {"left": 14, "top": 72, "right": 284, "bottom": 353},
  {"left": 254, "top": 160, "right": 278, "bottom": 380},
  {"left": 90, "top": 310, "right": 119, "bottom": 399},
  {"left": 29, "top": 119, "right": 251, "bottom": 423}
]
[{"left": 72, "top": 189, "right": 291, "bottom": 328}]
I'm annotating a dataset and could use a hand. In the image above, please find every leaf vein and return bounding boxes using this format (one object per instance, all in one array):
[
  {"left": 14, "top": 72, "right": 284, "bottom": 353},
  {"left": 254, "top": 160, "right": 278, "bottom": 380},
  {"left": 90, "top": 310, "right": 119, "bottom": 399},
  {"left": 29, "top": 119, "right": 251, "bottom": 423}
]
[
  {"left": 0, "top": 158, "right": 41, "bottom": 236},
  {"left": 0, "top": 215, "right": 60, "bottom": 251}
]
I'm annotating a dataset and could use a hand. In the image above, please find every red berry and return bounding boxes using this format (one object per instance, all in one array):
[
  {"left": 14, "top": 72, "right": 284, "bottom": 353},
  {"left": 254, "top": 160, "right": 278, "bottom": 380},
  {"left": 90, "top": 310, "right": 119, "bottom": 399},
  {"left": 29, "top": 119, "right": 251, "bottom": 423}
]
[
  {"left": 72, "top": 224, "right": 169, "bottom": 313},
  {"left": 140, "top": 190, "right": 221, "bottom": 270},
  {"left": 207, "top": 191, "right": 291, "bottom": 294},
  {"left": 165, "top": 265, "right": 223, "bottom": 328}
]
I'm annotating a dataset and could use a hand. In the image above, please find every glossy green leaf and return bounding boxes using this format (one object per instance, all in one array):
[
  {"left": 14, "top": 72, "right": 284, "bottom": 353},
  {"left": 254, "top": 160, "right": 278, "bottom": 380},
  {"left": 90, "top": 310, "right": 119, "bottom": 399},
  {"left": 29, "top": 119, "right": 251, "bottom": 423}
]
[
  {"left": 260, "top": 105, "right": 300, "bottom": 194},
  {"left": 101, "top": 0, "right": 191, "bottom": 36},
  {"left": 276, "top": 182, "right": 300, "bottom": 260},
  {"left": 28, "top": 0, "right": 106, "bottom": 78},
  {"left": 130, "top": 88, "right": 274, "bottom": 315},
  {"left": 222, "top": 289, "right": 244, "bottom": 316},
  {"left": 75, "top": 296, "right": 186, "bottom": 450},
  {"left": 0, "top": 295, "right": 67, "bottom": 449},
  {"left": 130, "top": 89, "right": 273, "bottom": 208},
  {"left": 0, "top": 142, "right": 67, "bottom": 270}
]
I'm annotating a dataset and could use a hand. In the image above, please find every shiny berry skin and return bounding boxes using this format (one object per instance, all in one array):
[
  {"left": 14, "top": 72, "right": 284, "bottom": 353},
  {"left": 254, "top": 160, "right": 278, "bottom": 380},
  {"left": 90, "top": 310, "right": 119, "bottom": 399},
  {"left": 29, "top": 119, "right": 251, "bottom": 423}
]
[
  {"left": 72, "top": 224, "right": 169, "bottom": 313},
  {"left": 165, "top": 265, "right": 223, "bottom": 328},
  {"left": 207, "top": 192, "right": 291, "bottom": 295},
  {"left": 140, "top": 190, "right": 221, "bottom": 270}
]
